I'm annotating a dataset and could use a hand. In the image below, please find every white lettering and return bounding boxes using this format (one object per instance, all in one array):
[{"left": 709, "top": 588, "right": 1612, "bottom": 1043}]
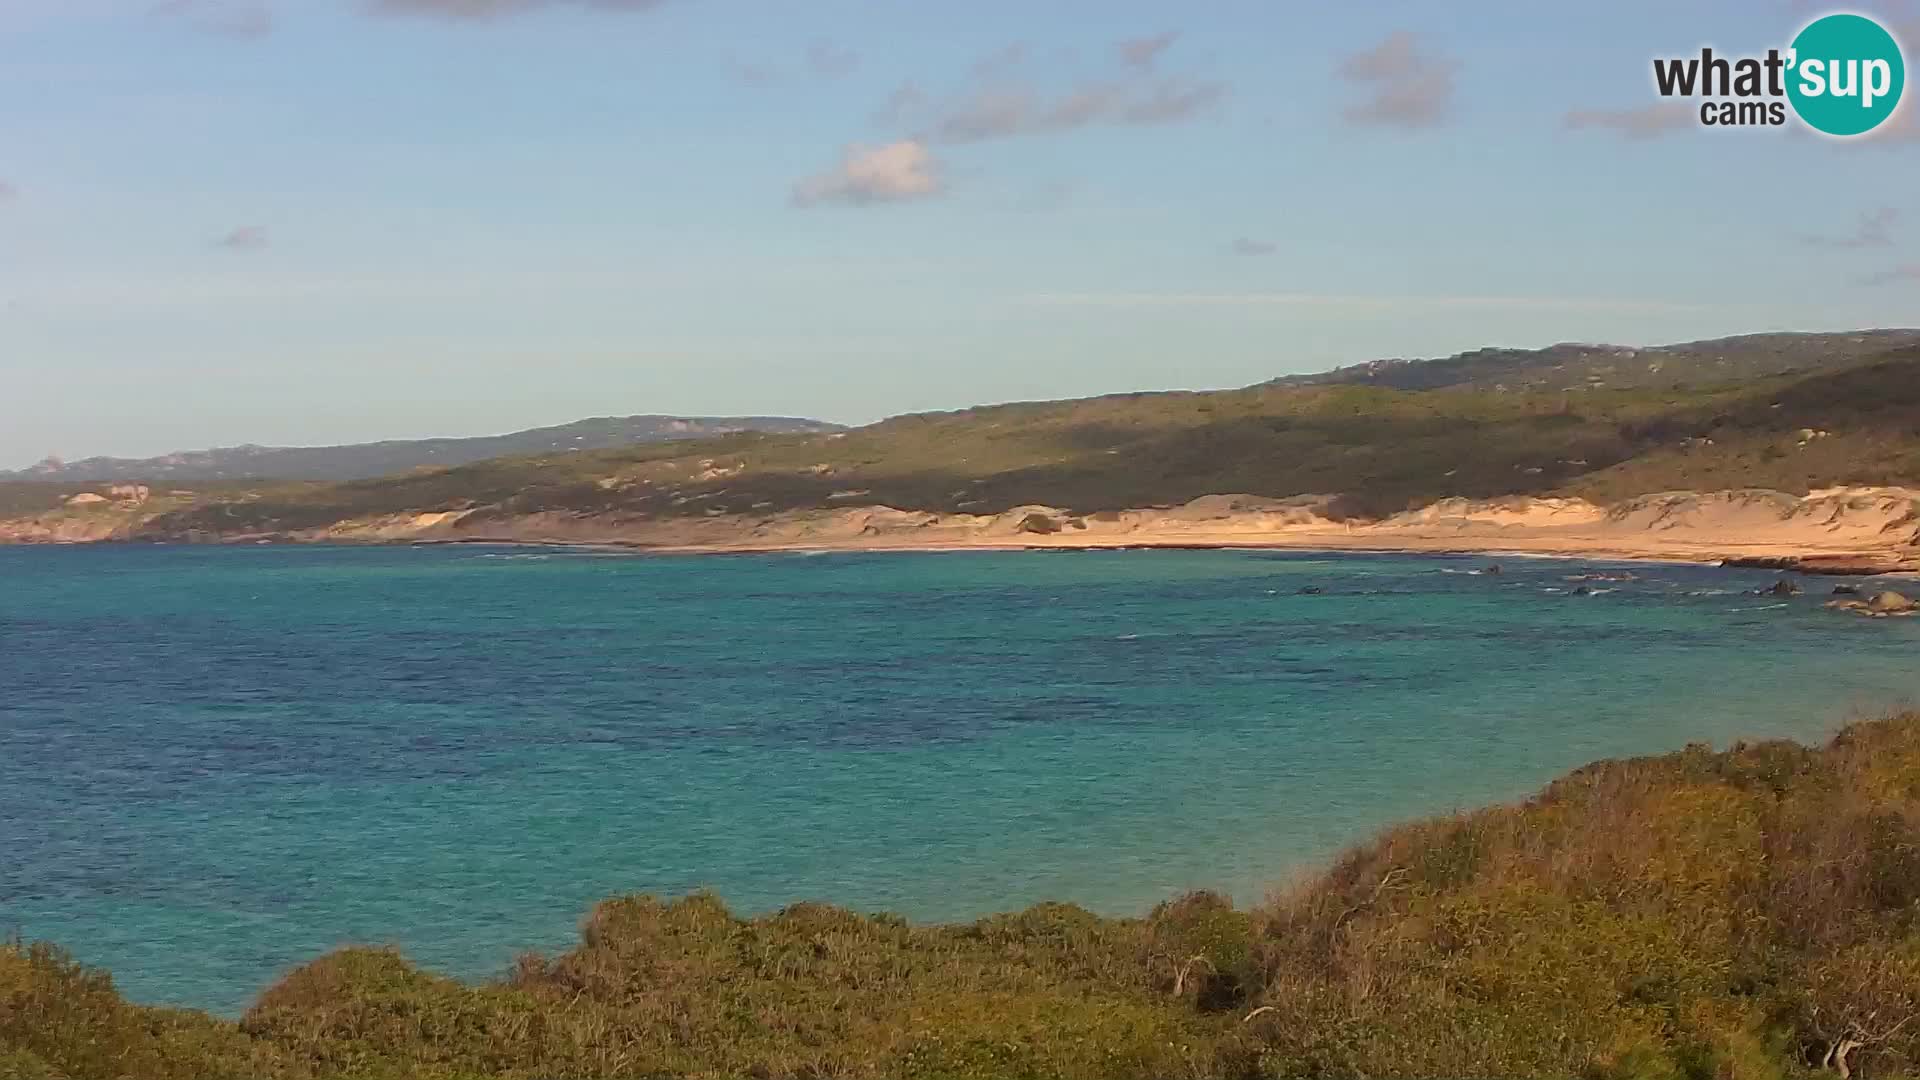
[
  {"left": 1800, "top": 57, "right": 1827, "bottom": 96},
  {"left": 1863, "top": 59, "right": 1892, "bottom": 108}
]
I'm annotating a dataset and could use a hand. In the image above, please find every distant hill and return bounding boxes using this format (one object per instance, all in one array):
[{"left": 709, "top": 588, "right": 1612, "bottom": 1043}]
[
  {"left": 109, "top": 333, "right": 1920, "bottom": 541},
  {"left": 4, "top": 415, "right": 845, "bottom": 484},
  {"left": 11, "top": 329, "right": 1920, "bottom": 544},
  {"left": 1270, "top": 329, "right": 1920, "bottom": 393}
]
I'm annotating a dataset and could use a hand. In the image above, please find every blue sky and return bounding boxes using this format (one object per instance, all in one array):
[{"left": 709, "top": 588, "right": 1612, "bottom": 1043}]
[{"left": 1, "top": 0, "right": 1916, "bottom": 466}]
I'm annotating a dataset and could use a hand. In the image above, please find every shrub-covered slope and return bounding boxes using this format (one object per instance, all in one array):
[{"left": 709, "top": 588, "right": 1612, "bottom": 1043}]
[
  {"left": 1272, "top": 329, "right": 1920, "bottom": 393},
  {"left": 1, "top": 416, "right": 844, "bottom": 486},
  {"left": 119, "top": 343, "right": 1920, "bottom": 540}
]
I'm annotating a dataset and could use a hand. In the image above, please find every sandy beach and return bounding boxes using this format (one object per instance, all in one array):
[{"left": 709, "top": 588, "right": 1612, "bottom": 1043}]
[
  {"left": 306, "top": 486, "right": 1920, "bottom": 574},
  {"left": 8, "top": 485, "right": 1917, "bottom": 574}
]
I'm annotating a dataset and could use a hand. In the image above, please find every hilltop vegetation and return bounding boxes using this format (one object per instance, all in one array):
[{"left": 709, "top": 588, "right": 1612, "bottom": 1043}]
[
  {"left": 14, "top": 715, "right": 1920, "bottom": 1078},
  {"left": 0, "top": 484, "right": 78, "bottom": 517},
  {"left": 121, "top": 337, "right": 1920, "bottom": 540},
  {"left": 1273, "top": 330, "right": 1920, "bottom": 394},
  {"left": 4, "top": 331, "right": 1916, "bottom": 543},
  {"left": 2, "top": 415, "right": 843, "bottom": 485}
]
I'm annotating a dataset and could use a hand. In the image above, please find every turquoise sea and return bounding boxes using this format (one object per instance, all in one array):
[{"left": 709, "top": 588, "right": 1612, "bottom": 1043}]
[{"left": 3, "top": 543, "right": 1918, "bottom": 1015}]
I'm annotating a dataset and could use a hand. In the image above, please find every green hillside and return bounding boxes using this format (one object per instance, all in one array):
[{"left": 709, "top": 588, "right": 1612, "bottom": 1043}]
[
  {"left": 0, "top": 484, "right": 79, "bottom": 517},
  {"left": 2, "top": 416, "right": 844, "bottom": 486},
  {"left": 1273, "top": 329, "right": 1920, "bottom": 393},
  {"left": 127, "top": 338, "right": 1920, "bottom": 540}
]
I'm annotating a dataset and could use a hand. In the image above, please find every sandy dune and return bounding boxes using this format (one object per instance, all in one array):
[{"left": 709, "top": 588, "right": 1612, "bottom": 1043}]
[
  {"left": 300, "top": 486, "right": 1920, "bottom": 572},
  {"left": 6, "top": 486, "right": 1915, "bottom": 572}
]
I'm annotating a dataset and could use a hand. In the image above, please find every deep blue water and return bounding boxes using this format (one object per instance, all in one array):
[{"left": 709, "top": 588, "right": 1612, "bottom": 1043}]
[{"left": 3, "top": 543, "right": 1917, "bottom": 1015}]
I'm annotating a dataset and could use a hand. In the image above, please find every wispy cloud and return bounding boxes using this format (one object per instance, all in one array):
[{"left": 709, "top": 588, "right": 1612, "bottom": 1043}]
[
  {"left": 1229, "top": 237, "right": 1277, "bottom": 256},
  {"left": 1118, "top": 31, "right": 1178, "bottom": 70},
  {"left": 874, "top": 81, "right": 927, "bottom": 127},
  {"left": 1014, "top": 179, "right": 1078, "bottom": 213},
  {"left": 727, "top": 59, "right": 778, "bottom": 88},
  {"left": 807, "top": 41, "right": 858, "bottom": 79},
  {"left": 1866, "top": 106, "right": 1920, "bottom": 143},
  {"left": 731, "top": 41, "right": 859, "bottom": 87},
  {"left": 1338, "top": 31, "right": 1457, "bottom": 130},
  {"left": 368, "top": 0, "right": 668, "bottom": 21},
  {"left": 215, "top": 225, "right": 271, "bottom": 252},
  {"left": 791, "top": 141, "right": 944, "bottom": 208},
  {"left": 884, "top": 38, "right": 1225, "bottom": 145},
  {"left": 919, "top": 77, "right": 1224, "bottom": 144},
  {"left": 1859, "top": 264, "right": 1920, "bottom": 286},
  {"left": 1020, "top": 291, "right": 1721, "bottom": 314},
  {"left": 972, "top": 43, "right": 1028, "bottom": 79},
  {"left": 1801, "top": 207, "right": 1898, "bottom": 249},
  {"left": 811, "top": 35, "right": 1220, "bottom": 205},
  {"left": 0, "top": 180, "right": 17, "bottom": 203},
  {"left": 1562, "top": 103, "right": 1694, "bottom": 139},
  {"left": 152, "top": 0, "right": 273, "bottom": 39}
]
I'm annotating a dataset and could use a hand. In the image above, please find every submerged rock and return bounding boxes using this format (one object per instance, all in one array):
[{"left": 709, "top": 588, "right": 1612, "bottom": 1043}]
[
  {"left": 1826, "top": 590, "right": 1917, "bottom": 617},
  {"left": 1870, "top": 591, "right": 1917, "bottom": 614}
]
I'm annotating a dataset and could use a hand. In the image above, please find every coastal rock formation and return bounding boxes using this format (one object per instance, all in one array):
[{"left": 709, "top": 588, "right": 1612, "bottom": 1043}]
[
  {"left": 0, "top": 513, "right": 138, "bottom": 544},
  {"left": 1828, "top": 590, "right": 1917, "bottom": 617}
]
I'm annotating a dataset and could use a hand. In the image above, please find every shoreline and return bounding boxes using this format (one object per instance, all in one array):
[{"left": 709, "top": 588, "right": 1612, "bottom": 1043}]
[
  {"left": 38, "top": 533, "right": 1917, "bottom": 581},
  {"left": 21, "top": 529, "right": 1918, "bottom": 573},
  {"left": 9, "top": 486, "right": 1920, "bottom": 575},
  {"left": 414, "top": 533, "right": 1775, "bottom": 569},
  {"left": 403, "top": 503, "right": 1920, "bottom": 574}
]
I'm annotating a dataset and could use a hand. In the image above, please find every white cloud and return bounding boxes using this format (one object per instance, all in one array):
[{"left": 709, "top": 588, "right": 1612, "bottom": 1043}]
[{"left": 791, "top": 141, "right": 944, "bottom": 208}]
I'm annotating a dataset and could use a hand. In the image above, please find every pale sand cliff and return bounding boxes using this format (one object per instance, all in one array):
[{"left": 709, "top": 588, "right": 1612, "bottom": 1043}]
[
  {"left": 312, "top": 486, "right": 1920, "bottom": 571},
  {"left": 6, "top": 487, "right": 1917, "bottom": 572}
]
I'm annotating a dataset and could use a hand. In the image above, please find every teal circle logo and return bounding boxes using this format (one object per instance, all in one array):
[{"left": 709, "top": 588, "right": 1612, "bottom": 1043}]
[{"left": 1787, "top": 13, "right": 1906, "bottom": 136}]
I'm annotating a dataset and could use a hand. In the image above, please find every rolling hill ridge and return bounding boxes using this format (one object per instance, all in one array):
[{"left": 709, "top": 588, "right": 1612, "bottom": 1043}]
[
  {"left": 5, "top": 330, "right": 1919, "bottom": 569},
  {"left": 4, "top": 415, "right": 844, "bottom": 484}
]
